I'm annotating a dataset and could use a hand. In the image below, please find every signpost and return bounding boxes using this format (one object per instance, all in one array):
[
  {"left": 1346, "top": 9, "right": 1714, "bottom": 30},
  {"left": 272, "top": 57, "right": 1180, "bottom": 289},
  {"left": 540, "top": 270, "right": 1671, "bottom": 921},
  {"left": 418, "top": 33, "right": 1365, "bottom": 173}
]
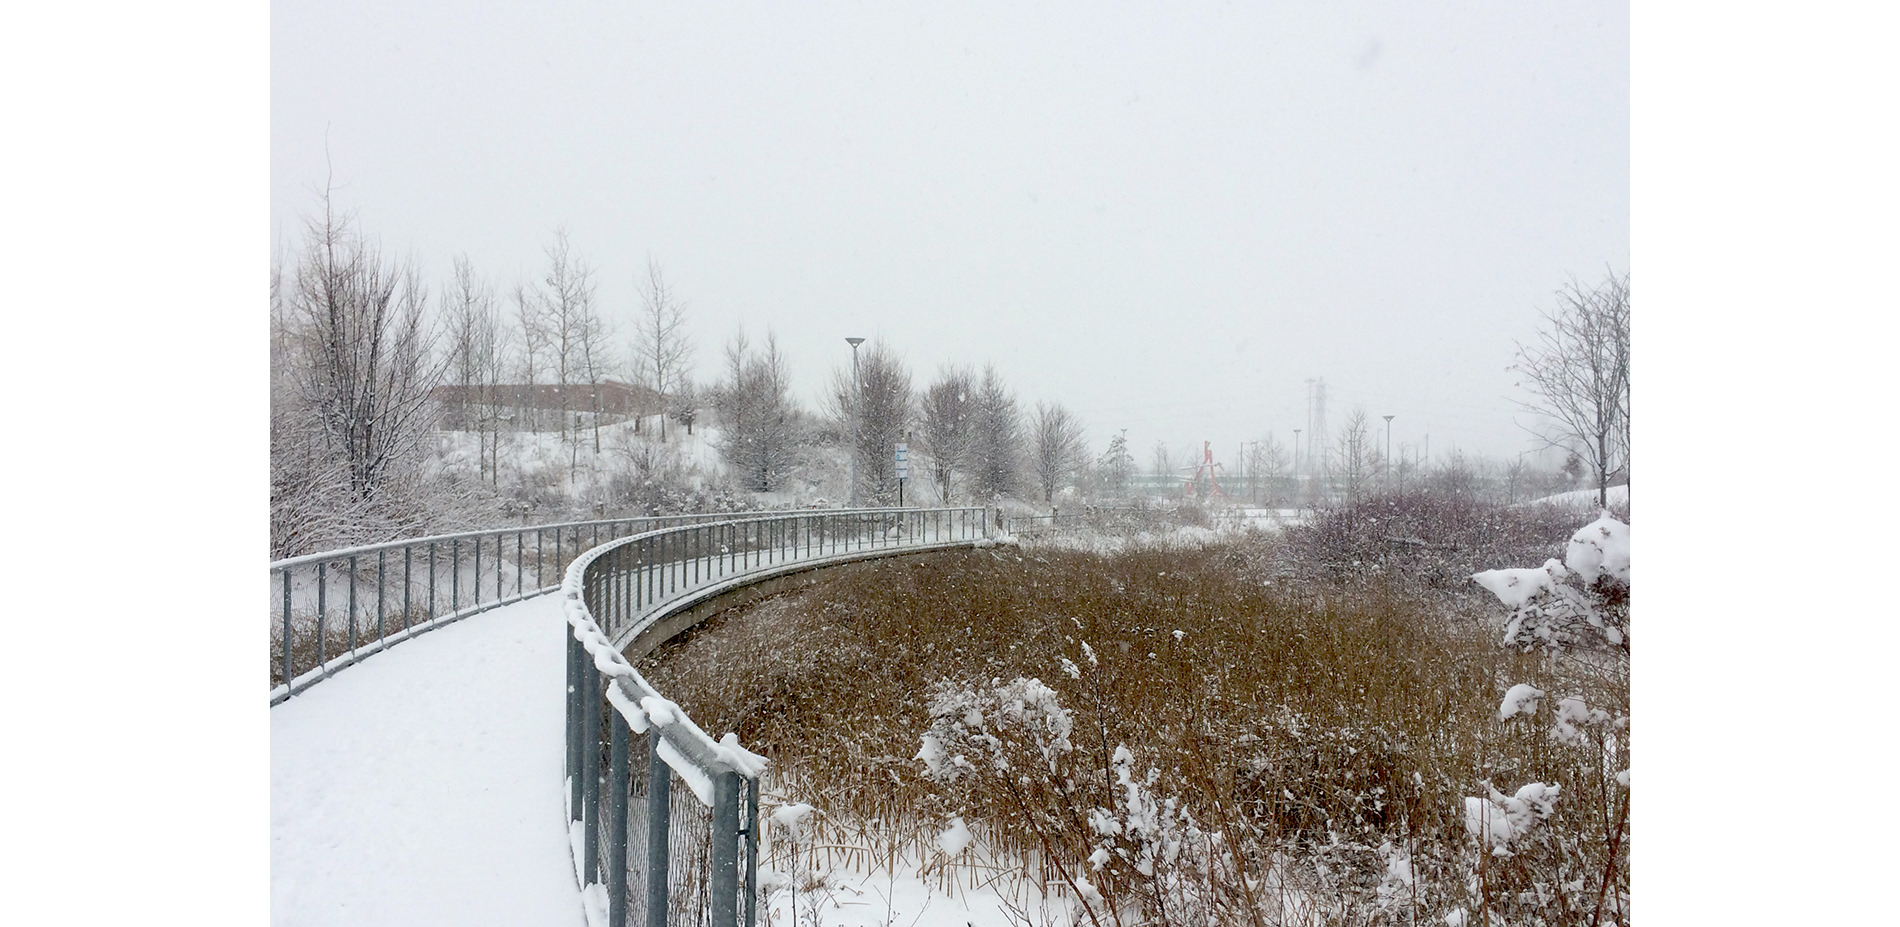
[{"left": 894, "top": 442, "right": 909, "bottom": 507}]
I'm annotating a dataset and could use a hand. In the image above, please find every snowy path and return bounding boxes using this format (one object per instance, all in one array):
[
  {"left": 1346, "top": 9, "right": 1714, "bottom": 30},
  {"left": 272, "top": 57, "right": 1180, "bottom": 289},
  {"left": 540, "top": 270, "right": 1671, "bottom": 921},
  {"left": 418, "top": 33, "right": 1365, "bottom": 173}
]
[{"left": 270, "top": 593, "right": 583, "bottom": 927}]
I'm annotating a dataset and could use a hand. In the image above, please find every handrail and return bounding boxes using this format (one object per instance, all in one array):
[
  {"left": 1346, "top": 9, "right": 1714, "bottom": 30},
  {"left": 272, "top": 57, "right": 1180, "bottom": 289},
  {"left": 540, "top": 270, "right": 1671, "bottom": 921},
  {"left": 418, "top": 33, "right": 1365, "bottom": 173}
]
[
  {"left": 267, "top": 510, "right": 921, "bottom": 704},
  {"left": 560, "top": 506, "right": 992, "bottom": 927},
  {"left": 268, "top": 513, "right": 741, "bottom": 571}
]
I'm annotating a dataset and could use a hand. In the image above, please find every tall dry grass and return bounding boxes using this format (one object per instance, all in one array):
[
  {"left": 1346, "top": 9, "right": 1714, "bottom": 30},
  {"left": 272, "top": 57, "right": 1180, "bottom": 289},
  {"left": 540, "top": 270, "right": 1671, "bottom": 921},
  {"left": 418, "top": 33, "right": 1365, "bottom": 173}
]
[{"left": 641, "top": 503, "right": 1628, "bottom": 926}]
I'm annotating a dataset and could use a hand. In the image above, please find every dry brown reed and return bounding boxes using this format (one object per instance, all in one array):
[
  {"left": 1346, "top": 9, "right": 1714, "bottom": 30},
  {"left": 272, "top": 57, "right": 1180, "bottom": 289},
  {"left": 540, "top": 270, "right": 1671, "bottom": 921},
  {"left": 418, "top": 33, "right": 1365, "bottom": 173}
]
[{"left": 641, "top": 502, "right": 1629, "bottom": 926}]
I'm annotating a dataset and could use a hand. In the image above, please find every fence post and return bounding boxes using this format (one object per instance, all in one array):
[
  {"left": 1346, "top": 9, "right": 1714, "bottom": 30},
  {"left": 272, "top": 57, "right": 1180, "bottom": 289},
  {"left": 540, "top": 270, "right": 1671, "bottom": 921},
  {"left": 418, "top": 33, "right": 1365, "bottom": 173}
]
[
  {"left": 377, "top": 550, "right": 387, "bottom": 642},
  {"left": 347, "top": 555, "right": 358, "bottom": 654},
  {"left": 316, "top": 561, "right": 327, "bottom": 669},
  {"left": 609, "top": 705, "right": 630, "bottom": 927},
  {"left": 646, "top": 737, "right": 671, "bottom": 927},
  {"left": 568, "top": 632, "right": 583, "bottom": 825},
  {"left": 711, "top": 770, "right": 741, "bottom": 927},
  {"left": 744, "top": 775, "right": 760, "bottom": 927},
  {"left": 583, "top": 661, "right": 602, "bottom": 885},
  {"left": 280, "top": 570, "right": 292, "bottom": 686}
]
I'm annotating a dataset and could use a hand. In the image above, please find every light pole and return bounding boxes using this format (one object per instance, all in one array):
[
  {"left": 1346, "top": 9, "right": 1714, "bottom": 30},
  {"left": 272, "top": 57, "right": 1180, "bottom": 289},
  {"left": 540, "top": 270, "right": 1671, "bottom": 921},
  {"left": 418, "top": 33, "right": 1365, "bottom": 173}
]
[
  {"left": 1292, "top": 429, "right": 1302, "bottom": 501},
  {"left": 1382, "top": 415, "right": 1394, "bottom": 492},
  {"left": 1243, "top": 441, "right": 1259, "bottom": 505},
  {"left": 845, "top": 337, "right": 865, "bottom": 505}
]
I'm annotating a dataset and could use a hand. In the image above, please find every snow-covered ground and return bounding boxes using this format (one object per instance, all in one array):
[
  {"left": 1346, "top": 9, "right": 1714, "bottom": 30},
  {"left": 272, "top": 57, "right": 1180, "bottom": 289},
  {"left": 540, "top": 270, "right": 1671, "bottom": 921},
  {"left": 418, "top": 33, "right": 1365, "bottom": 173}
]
[
  {"left": 268, "top": 579, "right": 1038, "bottom": 927},
  {"left": 1520, "top": 484, "right": 1629, "bottom": 509},
  {"left": 433, "top": 414, "right": 731, "bottom": 493},
  {"left": 270, "top": 593, "right": 582, "bottom": 927}
]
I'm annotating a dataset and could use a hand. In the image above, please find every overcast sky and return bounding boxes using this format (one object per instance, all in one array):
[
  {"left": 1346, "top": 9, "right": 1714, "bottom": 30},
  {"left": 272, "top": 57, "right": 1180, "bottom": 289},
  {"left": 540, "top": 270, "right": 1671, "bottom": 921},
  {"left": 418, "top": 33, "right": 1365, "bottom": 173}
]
[{"left": 272, "top": 1, "right": 1627, "bottom": 468}]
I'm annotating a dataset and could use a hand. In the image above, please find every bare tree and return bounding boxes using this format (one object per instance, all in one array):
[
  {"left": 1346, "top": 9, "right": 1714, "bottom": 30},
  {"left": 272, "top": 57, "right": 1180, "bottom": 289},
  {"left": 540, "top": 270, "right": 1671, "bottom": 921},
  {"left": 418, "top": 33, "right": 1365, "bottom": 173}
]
[
  {"left": 274, "top": 190, "right": 447, "bottom": 554},
  {"left": 1514, "top": 270, "right": 1631, "bottom": 508},
  {"left": 1095, "top": 428, "right": 1134, "bottom": 494},
  {"left": 1151, "top": 440, "right": 1172, "bottom": 484},
  {"left": 512, "top": 282, "right": 547, "bottom": 431},
  {"left": 534, "top": 228, "right": 600, "bottom": 477},
  {"left": 918, "top": 365, "right": 976, "bottom": 503},
  {"left": 1428, "top": 449, "right": 1478, "bottom": 498},
  {"left": 1504, "top": 454, "right": 1531, "bottom": 504},
  {"left": 968, "top": 365, "right": 1023, "bottom": 502},
  {"left": 632, "top": 258, "right": 693, "bottom": 441},
  {"left": 1031, "top": 401, "right": 1088, "bottom": 503},
  {"left": 572, "top": 285, "right": 614, "bottom": 454},
  {"left": 1329, "top": 408, "right": 1378, "bottom": 506},
  {"left": 271, "top": 259, "right": 354, "bottom": 556},
  {"left": 713, "top": 328, "right": 799, "bottom": 492},
  {"left": 1251, "top": 433, "right": 1289, "bottom": 504},
  {"left": 829, "top": 340, "right": 913, "bottom": 504},
  {"left": 443, "top": 255, "right": 510, "bottom": 486}
]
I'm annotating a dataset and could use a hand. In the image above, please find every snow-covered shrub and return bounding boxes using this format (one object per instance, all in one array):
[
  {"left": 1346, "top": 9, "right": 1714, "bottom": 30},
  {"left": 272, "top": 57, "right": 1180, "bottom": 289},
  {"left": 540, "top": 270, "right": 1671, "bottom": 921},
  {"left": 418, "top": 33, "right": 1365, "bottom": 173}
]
[
  {"left": 1468, "top": 511, "right": 1632, "bottom": 926},
  {"left": 1081, "top": 744, "right": 1218, "bottom": 920},
  {"left": 1462, "top": 781, "right": 1560, "bottom": 854},
  {"left": 1473, "top": 512, "right": 1629, "bottom": 653},
  {"left": 916, "top": 676, "right": 1076, "bottom": 784},
  {"left": 916, "top": 675, "right": 1229, "bottom": 925},
  {"left": 1270, "top": 492, "right": 1582, "bottom": 592}
]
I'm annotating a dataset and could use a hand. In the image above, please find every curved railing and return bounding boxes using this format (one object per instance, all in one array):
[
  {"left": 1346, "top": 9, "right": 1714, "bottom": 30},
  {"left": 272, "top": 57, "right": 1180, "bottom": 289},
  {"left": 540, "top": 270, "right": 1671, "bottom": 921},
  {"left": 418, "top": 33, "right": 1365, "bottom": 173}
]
[
  {"left": 559, "top": 506, "right": 993, "bottom": 927},
  {"left": 269, "top": 513, "right": 762, "bottom": 704}
]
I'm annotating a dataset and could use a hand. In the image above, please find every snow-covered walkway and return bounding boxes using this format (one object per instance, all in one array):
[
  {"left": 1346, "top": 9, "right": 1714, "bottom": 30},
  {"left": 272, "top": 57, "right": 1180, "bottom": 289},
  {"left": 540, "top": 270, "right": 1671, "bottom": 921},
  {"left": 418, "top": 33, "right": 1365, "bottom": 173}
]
[{"left": 270, "top": 593, "right": 583, "bottom": 927}]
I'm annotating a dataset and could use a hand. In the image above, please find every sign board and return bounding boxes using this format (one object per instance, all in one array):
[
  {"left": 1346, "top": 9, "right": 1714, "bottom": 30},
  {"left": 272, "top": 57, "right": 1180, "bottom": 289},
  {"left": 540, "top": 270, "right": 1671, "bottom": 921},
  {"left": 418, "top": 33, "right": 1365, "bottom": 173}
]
[{"left": 894, "top": 443, "right": 909, "bottom": 480}]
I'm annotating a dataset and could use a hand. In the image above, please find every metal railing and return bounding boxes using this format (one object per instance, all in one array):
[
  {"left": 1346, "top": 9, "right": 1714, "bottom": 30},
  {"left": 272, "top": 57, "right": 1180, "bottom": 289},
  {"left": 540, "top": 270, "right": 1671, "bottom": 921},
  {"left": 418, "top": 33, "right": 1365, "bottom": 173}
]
[
  {"left": 560, "top": 507, "right": 990, "bottom": 927},
  {"left": 268, "top": 513, "right": 747, "bottom": 704}
]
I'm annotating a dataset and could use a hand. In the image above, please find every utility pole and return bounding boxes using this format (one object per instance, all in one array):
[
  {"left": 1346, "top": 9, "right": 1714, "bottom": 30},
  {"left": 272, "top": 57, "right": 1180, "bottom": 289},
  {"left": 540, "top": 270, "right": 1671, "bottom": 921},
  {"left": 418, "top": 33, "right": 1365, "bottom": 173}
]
[
  {"left": 846, "top": 336, "right": 864, "bottom": 506},
  {"left": 1244, "top": 440, "right": 1260, "bottom": 505},
  {"left": 1292, "top": 429, "right": 1302, "bottom": 503},
  {"left": 1382, "top": 415, "right": 1394, "bottom": 492}
]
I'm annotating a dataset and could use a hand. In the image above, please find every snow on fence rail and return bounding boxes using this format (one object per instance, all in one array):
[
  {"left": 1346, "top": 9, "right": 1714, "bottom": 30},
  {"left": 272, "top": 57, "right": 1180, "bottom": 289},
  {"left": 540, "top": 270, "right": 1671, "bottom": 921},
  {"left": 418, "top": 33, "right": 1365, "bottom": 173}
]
[
  {"left": 559, "top": 506, "right": 991, "bottom": 927},
  {"left": 269, "top": 513, "right": 764, "bottom": 704}
]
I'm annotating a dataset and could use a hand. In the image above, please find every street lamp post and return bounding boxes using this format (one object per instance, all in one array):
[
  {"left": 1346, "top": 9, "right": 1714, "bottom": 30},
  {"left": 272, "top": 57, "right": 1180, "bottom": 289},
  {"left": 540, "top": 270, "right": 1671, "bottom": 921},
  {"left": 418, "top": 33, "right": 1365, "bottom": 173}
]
[
  {"left": 1242, "top": 441, "right": 1254, "bottom": 505},
  {"left": 1292, "top": 429, "right": 1302, "bottom": 502},
  {"left": 1382, "top": 415, "right": 1394, "bottom": 492},
  {"left": 845, "top": 337, "right": 865, "bottom": 506}
]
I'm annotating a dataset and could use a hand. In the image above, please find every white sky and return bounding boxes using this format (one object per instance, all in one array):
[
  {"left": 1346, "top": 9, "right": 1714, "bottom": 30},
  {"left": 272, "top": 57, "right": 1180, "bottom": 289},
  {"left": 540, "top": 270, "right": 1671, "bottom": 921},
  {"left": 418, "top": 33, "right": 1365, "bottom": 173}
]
[{"left": 272, "top": 1, "right": 1628, "bottom": 465}]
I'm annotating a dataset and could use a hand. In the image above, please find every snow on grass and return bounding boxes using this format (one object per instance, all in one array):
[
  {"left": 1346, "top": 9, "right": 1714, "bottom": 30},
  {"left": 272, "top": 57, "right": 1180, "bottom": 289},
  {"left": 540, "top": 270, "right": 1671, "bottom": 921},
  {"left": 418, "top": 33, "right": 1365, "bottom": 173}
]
[
  {"left": 757, "top": 858, "right": 1033, "bottom": 927},
  {"left": 270, "top": 594, "right": 582, "bottom": 927}
]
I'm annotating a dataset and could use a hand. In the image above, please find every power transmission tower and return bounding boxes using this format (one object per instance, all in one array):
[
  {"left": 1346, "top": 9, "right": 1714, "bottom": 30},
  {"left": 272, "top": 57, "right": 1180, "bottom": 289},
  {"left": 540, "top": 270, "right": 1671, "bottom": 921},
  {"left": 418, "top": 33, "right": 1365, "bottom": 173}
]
[{"left": 1305, "top": 377, "right": 1330, "bottom": 475}]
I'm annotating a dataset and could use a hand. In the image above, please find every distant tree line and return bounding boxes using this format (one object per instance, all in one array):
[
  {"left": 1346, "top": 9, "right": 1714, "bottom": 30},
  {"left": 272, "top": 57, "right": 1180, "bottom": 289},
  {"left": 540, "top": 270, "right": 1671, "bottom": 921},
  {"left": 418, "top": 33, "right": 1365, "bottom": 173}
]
[{"left": 273, "top": 191, "right": 1626, "bottom": 557}]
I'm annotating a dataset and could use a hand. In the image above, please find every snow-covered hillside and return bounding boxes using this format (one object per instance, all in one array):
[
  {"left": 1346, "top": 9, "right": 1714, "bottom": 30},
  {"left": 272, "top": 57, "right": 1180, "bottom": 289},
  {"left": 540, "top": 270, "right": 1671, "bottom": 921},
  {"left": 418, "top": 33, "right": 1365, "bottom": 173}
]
[{"left": 1520, "top": 484, "right": 1630, "bottom": 510}]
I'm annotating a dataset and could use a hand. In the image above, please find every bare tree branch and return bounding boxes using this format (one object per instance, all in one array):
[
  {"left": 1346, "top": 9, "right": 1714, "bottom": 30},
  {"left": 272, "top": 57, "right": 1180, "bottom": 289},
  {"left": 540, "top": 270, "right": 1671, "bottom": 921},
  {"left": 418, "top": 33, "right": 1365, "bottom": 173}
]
[
  {"left": 632, "top": 258, "right": 693, "bottom": 441},
  {"left": 1513, "top": 270, "right": 1631, "bottom": 508}
]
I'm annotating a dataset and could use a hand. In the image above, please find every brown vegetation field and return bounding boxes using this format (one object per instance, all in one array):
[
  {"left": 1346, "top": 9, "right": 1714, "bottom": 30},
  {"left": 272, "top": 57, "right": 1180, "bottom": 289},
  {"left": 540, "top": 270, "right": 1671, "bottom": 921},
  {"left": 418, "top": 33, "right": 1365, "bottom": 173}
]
[{"left": 641, "top": 497, "right": 1629, "bottom": 926}]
